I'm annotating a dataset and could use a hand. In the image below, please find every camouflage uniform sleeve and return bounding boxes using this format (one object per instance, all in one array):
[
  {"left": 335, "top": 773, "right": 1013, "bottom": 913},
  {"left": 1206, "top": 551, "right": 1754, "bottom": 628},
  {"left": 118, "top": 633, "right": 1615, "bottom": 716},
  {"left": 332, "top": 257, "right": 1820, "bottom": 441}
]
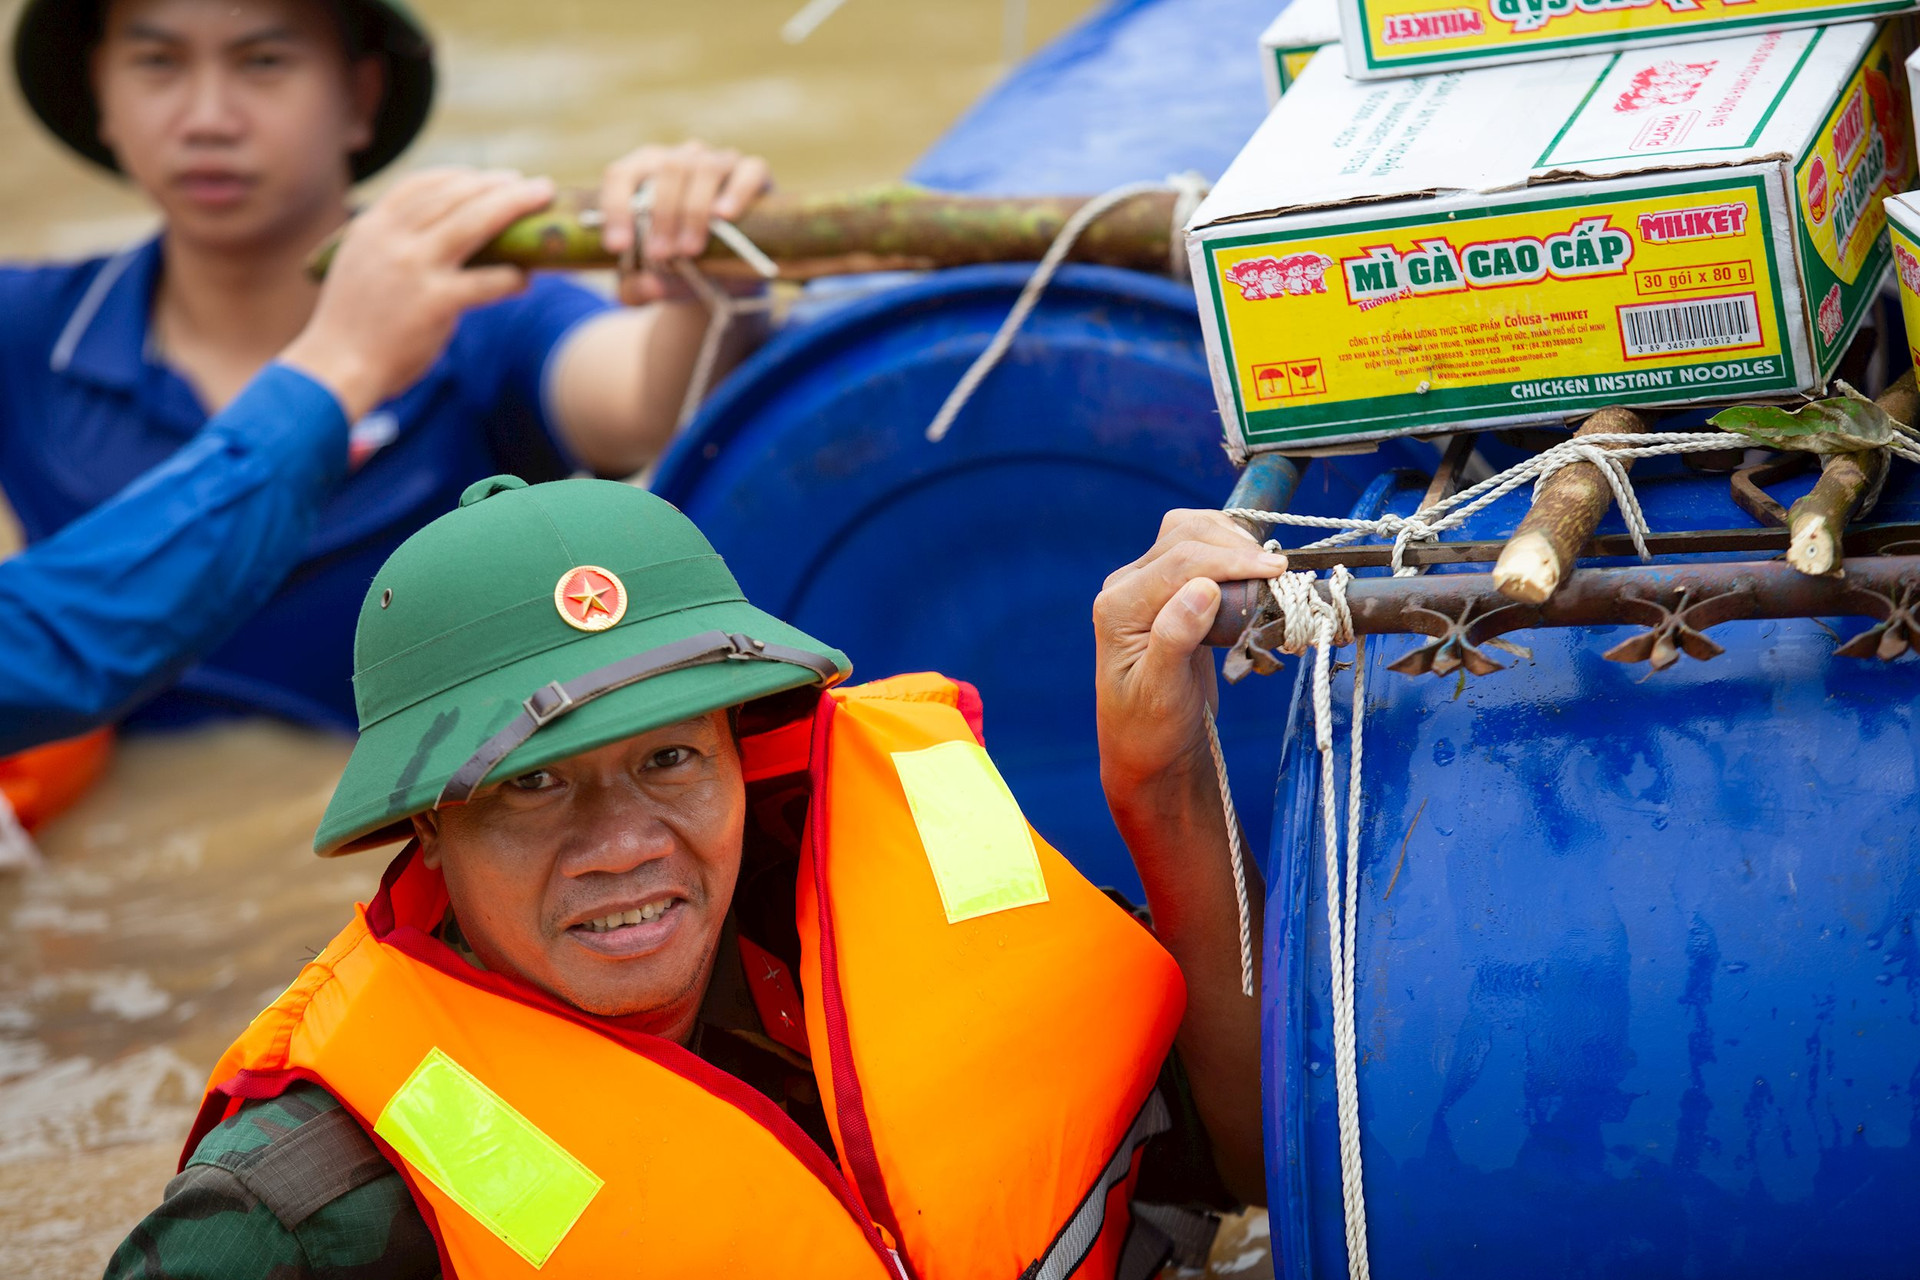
[
  {"left": 101, "top": 1081, "right": 439, "bottom": 1280},
  {"left": 1134, "top": 1047, "right": 1241, "bottom": 1212}
]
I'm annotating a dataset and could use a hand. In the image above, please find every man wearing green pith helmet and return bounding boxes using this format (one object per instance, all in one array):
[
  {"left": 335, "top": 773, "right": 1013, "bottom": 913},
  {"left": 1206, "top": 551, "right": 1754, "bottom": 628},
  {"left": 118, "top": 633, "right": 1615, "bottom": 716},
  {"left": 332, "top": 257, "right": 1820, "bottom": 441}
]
[
  {"left": 106, "top": 476, "right": 1284, "bottom": 1277},
  {"left": 1, "top": 0, "right": 775, "bottom": 736}
]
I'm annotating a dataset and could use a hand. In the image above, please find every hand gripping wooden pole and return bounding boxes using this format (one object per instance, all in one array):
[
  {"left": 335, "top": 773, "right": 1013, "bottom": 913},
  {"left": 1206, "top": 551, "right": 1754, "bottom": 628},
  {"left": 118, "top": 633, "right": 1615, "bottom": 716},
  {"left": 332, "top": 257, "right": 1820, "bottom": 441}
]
[{"left": 1492, "top": 407, "right": 1651, "bottom": 605}]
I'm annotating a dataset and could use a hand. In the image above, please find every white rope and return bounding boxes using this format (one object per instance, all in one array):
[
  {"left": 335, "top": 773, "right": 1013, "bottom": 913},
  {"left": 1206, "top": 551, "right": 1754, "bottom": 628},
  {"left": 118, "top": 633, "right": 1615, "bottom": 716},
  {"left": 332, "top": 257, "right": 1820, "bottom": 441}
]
[
  {"left": 1205, "top": 706, "right": 1256, "bottom": 997},
  {"left": 1231, "top": 426, "right": 1920, "bottom": 573},
  {"left": 1334, "top": 629, "right": 1368, "bottom": 1280},
  {"left": 1228, "top": 431, "right": 1765, "bottom": 574},
  {"left": 621, "top": 185, "right": 783, "bottom": 431},
  {"left": 926, "top": 177, "right": 1206, "bottom": 443},
  {"left": 1218, "top": 563, "right": 1371, "bottom": 1275}
]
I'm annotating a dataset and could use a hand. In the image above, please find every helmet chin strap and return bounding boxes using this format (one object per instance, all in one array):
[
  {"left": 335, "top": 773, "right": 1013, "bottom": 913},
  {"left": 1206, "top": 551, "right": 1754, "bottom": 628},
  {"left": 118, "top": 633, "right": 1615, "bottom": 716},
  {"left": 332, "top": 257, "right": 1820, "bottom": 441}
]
[{"left": 436, "top": 631, "right": 842, "bottom": 808}]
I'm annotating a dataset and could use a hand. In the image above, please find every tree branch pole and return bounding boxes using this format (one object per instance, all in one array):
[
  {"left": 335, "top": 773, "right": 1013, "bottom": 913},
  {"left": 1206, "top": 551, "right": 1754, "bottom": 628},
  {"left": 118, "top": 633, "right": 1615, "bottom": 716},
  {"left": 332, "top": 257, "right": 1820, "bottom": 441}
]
[
  {"left": 1785, "top": 371, "right": 1915, "bottom": 576},
  {"left": 1492, "top": 407, "right": 1652, "bottom": 605},
  {"left": 1787, "top": 451, "right": 1889, "bottom": 575},
  {"left": 308, "top": 184, "right": 1185, "bottom": 281}
]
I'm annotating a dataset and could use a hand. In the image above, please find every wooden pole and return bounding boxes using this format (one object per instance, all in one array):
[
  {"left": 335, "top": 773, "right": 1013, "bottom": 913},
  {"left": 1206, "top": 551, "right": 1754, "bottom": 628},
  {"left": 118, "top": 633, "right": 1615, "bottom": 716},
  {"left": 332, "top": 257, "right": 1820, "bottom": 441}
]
[
  {"left": 1786, "top": 451, "right": 1889, "bottom": 576},
  {"left": 1492, "top": 407, "right": 1651, "bottom": 605},
  {"left": 1783, "top": 371, "right": 1913, "bottom": 576},
  {"left": 1877, "top": 367, "right": 1920, "bottom": 426},
  {"left": 308, "top": 183, "right": 1183, "bottom": 281}
]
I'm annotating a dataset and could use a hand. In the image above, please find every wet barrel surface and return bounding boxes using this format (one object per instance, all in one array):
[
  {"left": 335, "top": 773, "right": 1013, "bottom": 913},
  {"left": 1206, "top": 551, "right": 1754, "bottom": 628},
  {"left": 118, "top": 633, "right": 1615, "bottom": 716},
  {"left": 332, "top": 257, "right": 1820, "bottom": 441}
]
[{"left": 1264, "top": 459, "right": 1920, "bottom": 1278}]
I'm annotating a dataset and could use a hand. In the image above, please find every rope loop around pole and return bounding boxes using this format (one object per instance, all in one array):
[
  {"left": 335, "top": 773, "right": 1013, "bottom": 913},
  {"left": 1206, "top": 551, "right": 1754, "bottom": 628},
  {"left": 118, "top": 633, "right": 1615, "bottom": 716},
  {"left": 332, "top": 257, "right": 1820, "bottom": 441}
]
[{"left": 925, "top": 175, "right": 1210, "bottom": 444}]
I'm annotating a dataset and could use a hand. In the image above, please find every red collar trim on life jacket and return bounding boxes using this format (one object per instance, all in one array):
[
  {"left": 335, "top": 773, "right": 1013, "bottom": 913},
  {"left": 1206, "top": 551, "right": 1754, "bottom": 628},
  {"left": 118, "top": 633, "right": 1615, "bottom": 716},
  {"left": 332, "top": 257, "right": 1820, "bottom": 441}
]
[
  {"left": 805, "top": 693, "right": 914, "bottom": 1274},
  {"left": 371, "top": 846, "right": 880, "bottom": 1239}
]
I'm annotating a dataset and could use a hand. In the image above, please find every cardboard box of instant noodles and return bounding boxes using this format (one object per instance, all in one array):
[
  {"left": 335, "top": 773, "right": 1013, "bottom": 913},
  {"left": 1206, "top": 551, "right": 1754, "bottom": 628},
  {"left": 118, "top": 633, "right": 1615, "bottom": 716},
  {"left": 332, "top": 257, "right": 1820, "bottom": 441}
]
[
  {"left": 1337, "top": 0, "right": 1917, "bottom": 81},
  {"left": 1188, "top": 21, "right": 1913, "bottom": 456},
  {"left": 1261, "top": 0, "right": 1340, "bottom": 101}
]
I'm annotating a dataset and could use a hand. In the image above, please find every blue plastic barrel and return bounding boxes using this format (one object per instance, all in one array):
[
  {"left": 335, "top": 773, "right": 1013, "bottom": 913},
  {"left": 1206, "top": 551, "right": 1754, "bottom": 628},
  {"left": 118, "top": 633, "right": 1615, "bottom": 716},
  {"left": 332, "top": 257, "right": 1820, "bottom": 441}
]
[
  {"left": 911, "top": 0, "right": 1281, "bottom": 193},
  {"left": 1264, "top": 457, "right": 1920, "bottom": 1277},
  {"left": 659, "top": 264, "right": 1427, "bottom": 891},
  {"left": 659, "top": 0, "right": 1408, "bottom": 891}
]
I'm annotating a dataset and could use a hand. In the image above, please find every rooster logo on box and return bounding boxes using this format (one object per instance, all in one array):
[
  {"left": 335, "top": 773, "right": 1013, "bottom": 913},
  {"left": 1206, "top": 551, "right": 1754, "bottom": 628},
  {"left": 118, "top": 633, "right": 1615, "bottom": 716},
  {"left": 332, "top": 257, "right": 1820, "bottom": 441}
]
[
  {"left": 1615, "top": 60, "right": 1717, "bottom": 112},
  {"left": 1225, "top": 253, "right": 1334, "bottom": 300}
]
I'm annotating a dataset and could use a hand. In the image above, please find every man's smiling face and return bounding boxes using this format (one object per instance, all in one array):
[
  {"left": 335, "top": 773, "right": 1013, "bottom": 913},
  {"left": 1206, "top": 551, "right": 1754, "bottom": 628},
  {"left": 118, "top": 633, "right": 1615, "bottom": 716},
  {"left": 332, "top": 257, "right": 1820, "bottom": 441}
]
[{"left": 414, "top": 710, "right": 746, "bottom": 1041}]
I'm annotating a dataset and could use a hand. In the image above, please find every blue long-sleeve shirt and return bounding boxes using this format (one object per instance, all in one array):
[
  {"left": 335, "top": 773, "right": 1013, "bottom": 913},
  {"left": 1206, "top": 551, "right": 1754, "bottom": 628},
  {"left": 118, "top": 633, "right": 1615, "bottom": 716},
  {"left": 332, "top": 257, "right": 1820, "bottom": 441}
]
[
  {"left": 0, "top": 365, "right": 346, "bottom": 754},
  {"left": 0, "top": 240, "right": 612, "bottom": 733}
]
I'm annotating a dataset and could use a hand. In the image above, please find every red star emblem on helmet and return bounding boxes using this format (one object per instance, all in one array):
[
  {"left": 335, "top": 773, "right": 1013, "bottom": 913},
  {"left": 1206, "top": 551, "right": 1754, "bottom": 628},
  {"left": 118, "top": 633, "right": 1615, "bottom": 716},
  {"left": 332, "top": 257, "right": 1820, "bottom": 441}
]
[{"left": 553, "top": 565, "right": 628, "bottom": 632}]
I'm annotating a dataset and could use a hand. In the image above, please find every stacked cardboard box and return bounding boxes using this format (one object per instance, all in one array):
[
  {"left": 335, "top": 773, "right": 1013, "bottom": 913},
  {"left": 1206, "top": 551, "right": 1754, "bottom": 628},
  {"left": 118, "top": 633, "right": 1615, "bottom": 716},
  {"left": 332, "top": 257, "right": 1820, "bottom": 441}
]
[
  {"left": 1213, "top": 9, "right": 1915, "bottom": 455},
  {"left": 1261, "top": 0, "right": 1340, "bottom": 100}
]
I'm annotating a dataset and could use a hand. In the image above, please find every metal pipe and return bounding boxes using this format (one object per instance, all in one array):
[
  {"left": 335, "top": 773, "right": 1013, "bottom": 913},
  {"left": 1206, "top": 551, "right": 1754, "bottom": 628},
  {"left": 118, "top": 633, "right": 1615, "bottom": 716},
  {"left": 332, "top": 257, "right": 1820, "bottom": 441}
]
[
  {"left": 1223, "top": 453, "right": 1302, "bottom": 541},
  {"left": 1216, "top": 455, "right": 1305, "bottom": 682},
  {"left": 1204, "top": 555, "right": 1920, "bottom": 657}
]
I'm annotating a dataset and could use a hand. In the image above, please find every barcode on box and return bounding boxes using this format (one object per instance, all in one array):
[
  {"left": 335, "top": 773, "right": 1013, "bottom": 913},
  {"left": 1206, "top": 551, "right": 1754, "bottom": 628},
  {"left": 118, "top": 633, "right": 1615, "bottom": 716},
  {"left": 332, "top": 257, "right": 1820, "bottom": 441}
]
[{"left": 1618, "top": 293, "right": 1762, "bottom": 359}]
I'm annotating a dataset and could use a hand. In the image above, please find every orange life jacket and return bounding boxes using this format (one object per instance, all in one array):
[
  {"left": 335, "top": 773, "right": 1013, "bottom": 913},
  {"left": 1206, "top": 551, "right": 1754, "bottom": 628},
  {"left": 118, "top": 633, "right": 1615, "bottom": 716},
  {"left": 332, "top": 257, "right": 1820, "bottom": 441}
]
[
  {"left": 186, "top": 674, "right": 1187, "bottom": 1279},
  {"left": 0, "top": 727, "right": 112, "bottom": 830}
]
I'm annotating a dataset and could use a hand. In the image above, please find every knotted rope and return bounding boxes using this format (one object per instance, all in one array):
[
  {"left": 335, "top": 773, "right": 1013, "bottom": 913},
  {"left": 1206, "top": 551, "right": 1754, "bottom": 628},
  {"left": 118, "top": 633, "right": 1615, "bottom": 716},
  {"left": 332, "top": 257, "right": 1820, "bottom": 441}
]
[
  {"left": 621, "top": 184, "right": 783, "bottom": 431},
  {"left": 1234, "top": 432, "right": 1757, "bottom": 574},
  {"left": 1230, "top": 424, "right": 1920, "bottom": 577},
  {"left": 1211, "top": 563, "right": 1371, "bottom": 1275},
  {"left": 926, "top": 174, "right": 1211, "bottom": 443}
]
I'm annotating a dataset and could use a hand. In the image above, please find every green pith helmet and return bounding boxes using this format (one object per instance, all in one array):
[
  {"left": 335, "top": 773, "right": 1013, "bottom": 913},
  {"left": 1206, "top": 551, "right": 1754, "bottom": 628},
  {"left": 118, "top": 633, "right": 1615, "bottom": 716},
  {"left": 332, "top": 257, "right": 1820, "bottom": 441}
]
[
  {"left": 11, "top": 0, "right": 435, "bottom": 182},
  {"left": 315, "top": 476, "right": 851, "bottom": 856}
]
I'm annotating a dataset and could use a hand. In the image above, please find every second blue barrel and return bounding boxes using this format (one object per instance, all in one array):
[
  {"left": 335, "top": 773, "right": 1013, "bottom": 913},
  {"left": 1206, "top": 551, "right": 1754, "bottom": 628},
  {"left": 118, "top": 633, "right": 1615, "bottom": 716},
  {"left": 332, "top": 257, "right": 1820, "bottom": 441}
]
[{"left": 1264, "top": 461, "right": 1920, "bottom": 1278}]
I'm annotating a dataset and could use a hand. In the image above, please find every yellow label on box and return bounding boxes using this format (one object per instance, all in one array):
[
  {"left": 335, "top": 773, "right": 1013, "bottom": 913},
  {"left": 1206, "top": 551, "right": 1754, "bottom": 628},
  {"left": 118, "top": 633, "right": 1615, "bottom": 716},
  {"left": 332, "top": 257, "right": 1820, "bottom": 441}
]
[
  {"left": 1278, "top": 46, "right": 1323, "bottom": 90},
  {"left": 1203, "top": 175, "right": 1796, "bottom": 447},
  {"left": 1349, "top": 0, "right": 1913, "bottom": 73},
  {"left": 1792, "top": 22, "right": 1912, "bottom": 368},
  {"left": 1887, "top": 212, "right": 1920, "bottom": 370},
  {"left": 1797, "top": 29, "right": 1910, "bottom": 284}
]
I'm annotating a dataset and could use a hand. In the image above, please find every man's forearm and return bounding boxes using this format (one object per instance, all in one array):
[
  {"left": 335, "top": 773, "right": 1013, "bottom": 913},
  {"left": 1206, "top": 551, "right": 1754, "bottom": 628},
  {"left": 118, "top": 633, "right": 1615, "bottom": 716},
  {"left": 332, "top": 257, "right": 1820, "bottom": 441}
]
[
  {"left": 551, "top": 295, "right": 768, "bottom": 478},
  {"left": 1109, "top": 753, "right": 1268, "bottom": 1204}
]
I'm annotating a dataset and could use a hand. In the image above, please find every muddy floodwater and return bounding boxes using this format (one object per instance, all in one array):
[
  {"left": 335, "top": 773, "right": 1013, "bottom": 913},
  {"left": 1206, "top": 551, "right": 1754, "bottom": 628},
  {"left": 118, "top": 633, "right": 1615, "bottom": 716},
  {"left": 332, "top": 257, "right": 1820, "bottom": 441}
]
[{"left": 0, "top": 0, "right": 1272, "bottom": 1273}]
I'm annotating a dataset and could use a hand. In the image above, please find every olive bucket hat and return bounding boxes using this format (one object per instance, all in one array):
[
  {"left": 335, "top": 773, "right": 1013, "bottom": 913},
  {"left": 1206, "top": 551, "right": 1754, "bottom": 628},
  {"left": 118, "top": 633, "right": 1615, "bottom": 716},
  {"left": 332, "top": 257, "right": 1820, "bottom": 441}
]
[
  {"left": 315, "top": 476, "right": 850, "bottom": 855},
  {"left": 12, "top": 0, "right": 435, "bottom": 181}
]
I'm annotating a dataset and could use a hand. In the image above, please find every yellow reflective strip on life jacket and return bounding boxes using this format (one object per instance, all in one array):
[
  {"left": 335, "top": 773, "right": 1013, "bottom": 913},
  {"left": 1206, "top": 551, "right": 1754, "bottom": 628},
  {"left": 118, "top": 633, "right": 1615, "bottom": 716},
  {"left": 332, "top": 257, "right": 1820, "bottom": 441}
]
[
  {"left": 891, "top": 741, "right": 1049, "bottom": 923},
  {"left": 374, "top": 1047, "right": 603, "bottom": 1268}
]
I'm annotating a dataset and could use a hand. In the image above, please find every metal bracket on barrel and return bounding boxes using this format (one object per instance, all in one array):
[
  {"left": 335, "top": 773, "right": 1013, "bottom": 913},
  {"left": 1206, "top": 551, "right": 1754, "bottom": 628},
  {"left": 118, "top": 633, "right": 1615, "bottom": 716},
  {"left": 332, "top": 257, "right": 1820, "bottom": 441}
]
[{"left": 1207, "top": 548, "right": 1920, "bottom": 678}]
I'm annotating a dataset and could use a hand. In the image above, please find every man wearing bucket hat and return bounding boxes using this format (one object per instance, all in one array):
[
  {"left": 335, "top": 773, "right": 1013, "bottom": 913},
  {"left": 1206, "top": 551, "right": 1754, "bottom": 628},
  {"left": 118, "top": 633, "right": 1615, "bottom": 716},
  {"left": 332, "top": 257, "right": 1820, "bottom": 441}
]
[
  {"left": 2, "top": 0, "right": 775, "bottom": 735},
  {"left": 105, "top": 480, "right": 1280, "bottom": 1278}
]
